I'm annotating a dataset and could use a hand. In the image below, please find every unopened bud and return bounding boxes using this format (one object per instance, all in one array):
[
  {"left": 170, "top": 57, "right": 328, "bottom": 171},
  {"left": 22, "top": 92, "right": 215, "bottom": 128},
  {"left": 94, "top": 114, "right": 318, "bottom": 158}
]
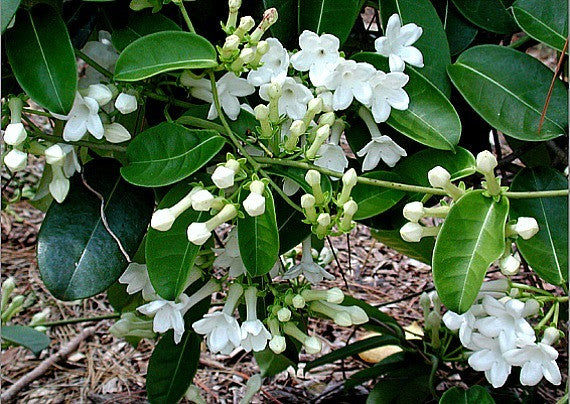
[
  {"left": 4, "top": 123, "right": 27, "bottom": 146},
  {"left": 115, "top": 93, "right": 138, "bottom": 114},
  {"left": 542, "top": 327, "right": 561, "bottom": 346},
  {"left": 403, "top": 201, "right": 424, "bottom": 223},
  {"left": 499, "top": 254, "right": 520, "bottom": 276},
  {"left": 250, "top": 8, "right": 278, "bottom": 43},
  {"left": 44, "top": 144, "right": 66, "bottom": 166},
  {"left": 318, "top": 111, "right": 335, "bottom": 127},
  {"left": 269, "top": 335, "right": 286, "bottom": 354},
  {"left": 337, "top": 168, "right": 358, "bottom": 206},
  {"left": 303, "top": 336, "right": 322, "bottom": 354},
  {"left": 4, "top": 149, "right": 28, "bottom": 172},
  {"left": 428, "top": 166, "right": 451, "bottom": 188},
  {"left": 103, "top": 123, "right": 131, "bottom": 143},
  {"left": 277, "top": 307, "right": 291, "bottom": 322},
  {"left": 400, "top": 222, "right": 423, "bottom": 243},
  {"left": 513, "top": 217, "right": 539, "bottom": 240},
  {"left": 476, "top": 150, "right": 498, "bottom": 174},
  {"left": 234, "top": 16, "right": 255, "bottom": 38},
  {"left": 292, "top": 294, "right": 305, "bottom": 308},
  {"left": 305, "top": 169, "right": 321, "bottom": 187}
]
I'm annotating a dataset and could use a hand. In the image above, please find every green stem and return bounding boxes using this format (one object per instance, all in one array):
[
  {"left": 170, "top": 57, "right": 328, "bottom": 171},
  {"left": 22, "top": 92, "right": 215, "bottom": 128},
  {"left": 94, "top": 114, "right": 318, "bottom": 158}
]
[
  {"left": 35, "top": 313, "right": 120, "bottom": 327},
  {"left": 75, "top": 49, "right": 114, "bottom": 80},
  {"left": 26, "top": 125, "right": 127, "bottom": 152},
  {"left": 504, "top": 189, "right": 568, "bottom": 198},
  {"left": 536, "top": 302, "right": 557, "bottom": 329},
  {"left": 176, "top": 1, "right": 196, "bottom": 33},
  {"left": 22, "top": 108, "right": 53, "bottom": 118},
  {"left": 510, "top": 282, "right": 554, "bottom": 296}
]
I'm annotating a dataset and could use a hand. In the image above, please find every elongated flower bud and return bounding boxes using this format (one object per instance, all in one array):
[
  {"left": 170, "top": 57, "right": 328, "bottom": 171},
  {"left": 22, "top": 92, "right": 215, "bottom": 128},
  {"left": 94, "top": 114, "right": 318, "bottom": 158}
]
[
  {"left": 400, "top": 222, "right": 439, "bottom": 243},
  {"left": 305, "top": 170, "right": 324, "bottom": 205},
  {"left": 254, "top": 104, "right": 272, "bottom": 138},
  {"left": 226, "top": 0, "right": 242, "bottom": 29},
  {"left": 4, "top": 123, "right": 27, "bottom": 146},
  {"left": 337, "top": 168, "right": 357, "bottom": 206},
  {"left": 427, "top": 166, "right": 464, "bottom": 200},
  {"left": 249, "top": 8, "right": 278, "bottom": 44},
  {"left": 284, "top": 120, "right": 306, "bottom": 151},
  {"left": 301, "top": 193, "right": 317, "bottom": 222},
  {"left": 305, "top": 124, "right": 330, "bottom": 160}
]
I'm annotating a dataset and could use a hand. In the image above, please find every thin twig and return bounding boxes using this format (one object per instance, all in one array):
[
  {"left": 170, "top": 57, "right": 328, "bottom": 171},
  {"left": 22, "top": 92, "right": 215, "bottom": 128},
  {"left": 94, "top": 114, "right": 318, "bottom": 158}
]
[{"left": 327, "top": 236, "right": 349, "bottom": 290}]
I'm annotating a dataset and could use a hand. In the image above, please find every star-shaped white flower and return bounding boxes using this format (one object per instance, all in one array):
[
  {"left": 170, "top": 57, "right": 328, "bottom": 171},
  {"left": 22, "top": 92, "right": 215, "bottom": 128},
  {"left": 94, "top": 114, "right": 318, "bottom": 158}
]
[
  {"left": 468, "top": 333, "right": 512, "bottom": 388},
  {"left": 374, "top": 13, "right": 424, "bottom": 72},
  {"left": 119, "top": 263, "right": 157, "bottom": 301},
  {"left": 357, "top": 135, "right": 407, "bottom": 170},
  {"left": 314, "top": 143, "right": 348, "bottom": 175},
  {"left": 52, "top": 93, "right": 104, "bottom": 141},
  {"left": 212, "top": 228, "right": 247, "bottom": 278},
  {"left": 247, "top": 38, "right": 289, "bottom": 86},
  {"left": 137, "top": 294, "right": 190, "bottom": 344},
  {"left": 290, "top": 30, "right": 340, "bottom": 87},
  {"left": 368, "top": 70, "right": 410, "bottom": 123},
  {"left": 79, "top": 31, "right": 119, "bottom": 87},
  {"left": 323, "top": 59, "right": 375, "bottom": 110},
  {"left": 259, "top": 77, "right": 313, "bottom": 120},
  {"left": 283, "top": 238, "right": 335, "bottom": 285},
  {"left": 240, "top": 286, "right": 271, "bottom": 352},
  {"left": 443, "top": 310, "right": 477, "bottom": 348}
]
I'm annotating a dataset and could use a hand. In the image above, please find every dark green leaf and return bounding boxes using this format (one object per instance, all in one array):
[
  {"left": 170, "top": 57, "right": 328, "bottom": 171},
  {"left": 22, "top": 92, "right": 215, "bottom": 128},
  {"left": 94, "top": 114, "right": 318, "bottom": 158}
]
[
  {"left": 237, "top": 188, "right": 279, "bottom": 277},
  {"left": 111, "top": 13, "right": 182, "bottom": 52},
  {"left": 366, "top": 363, "right": 431, "bottom": 404},
  {"left": 107, "top": 281, "right": 145, "bottom": 313},
  {"left": 114, "top": 31, "right": 217, "bottom": 81},
  {"left": 1, "top": 0, "right": 20, "bottom": 34},
  {"left": 451, "top": 0, "right": 518, "bottom": 34},
  {"left": 341, "top": 295, "right": 404, "bottom": 339},
  {"left": 433, "top": 191, "right": 509, "bottom": 313},
  {"left": 274, "top": 192, "right": 311, "bottom": 254},
  {"left": 146, "top": 183, "right": 211, "bottom": 300},
  {"left": 510, "top": 167, "right": 568, "bottom": 285},
  {"left": 263, "top": 0, "right": 298, "bottom": 48},
  {"left": 299, "top": 0, "right": 365, "bottom": 45},
  {"left": 345, "top": 351, "right": 406, "bottom": 389},
  {"left": 1, "top": 325, "right": 50, "bottom": 356},
  {"left": 121, "top": 123, "right": 224, "bottom": 187},
  {"left": 254, "top": 347, "right": 296, "bottom": 377},
  {"left": 380, "top": 0, "right": 452, "bottom": 95},
  {"left": 512, "top": 0, "right": 568, "bottom": 52},
  {"left": 445, "top": 4, "right": 479, "bottom": 56},
  {"left": 448, "top": 45, "right": 568, "bottom": 141},
  {"left": 267, "top": 165, "right": 333, "bottom": 199},
  {"left": 5, "top": 4, "right": 77, "bottom": 115},
  {"left": 353, "top": 52, "right": 461, "bottom": 151},
  {"left": 440, "top": 386, "right": 495, "bottom": 404},
  {"left": 352, "top": 171, "right": 406, "bottom": 220},
  {"left": 146, "top": 330, "right": 201, "bottom": 404},
  {"left": 371, "top": 228, "right": 434, "bottom": 264},
  {"left": 37, "top": 159, "right": 154, "bottom": 300}
]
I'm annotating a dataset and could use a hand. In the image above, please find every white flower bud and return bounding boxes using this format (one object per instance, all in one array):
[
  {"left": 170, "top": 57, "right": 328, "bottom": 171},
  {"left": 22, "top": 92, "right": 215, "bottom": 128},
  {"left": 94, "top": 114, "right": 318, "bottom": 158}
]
[
  {"left": 303, "top": 336, "right": 322, "bottom": 354},
  {"left": 151, "top": 209, "right": 176, "bottom": 231},
  {"left": 476, "top": 150, "right": 498, "bottom": 174},
  {"left": 239, "top": 16, "right": 255, "bottom": 31},
  {"left": 4, "top": 149, "right": 28, "bottom": 172},
  {"left": 44, "top": 144, "right": 66, "bottom": 166},
  {"left": 254, "top": 104, "right": 269, "bottom": 120},
  {"left": 187, "top": 222, "right": 212, "bottom": 245},
  {"left": 86, "top": 84, "right": 113, "bottom": 107},
  {"left": 426, "top": 311, "right": 441, "bottom": 328},
  {"left": 305, "top": 169, "right": 321, "bottom": 186},
  {"left": 243, "top": 192, "right": 266, "bottom": 216},
  {"left": 400, "top": 222, "right": 423, "bottom": 242},
  {"left": 277, "top": 307, "right": 291, "bottom": 322},
  {"left": 103, "top": 123, "right": 131, "bottom": 143},
  {"left": 239, "top": 47, "right": 255, "bottom": 64},
  {"left": 542, "top": 327, "right": 560, "bottom": 346},
  {"left": 307, "top": 97, "right": 323, "bottom": 115},
  {"left": 49, "top": 168, "right": 70, "bottom": 203},
  {"left": 222, "top": 34, "right": 240, "bottom": 52},
  {"left": 332, "top": 311, "right": 353, "bottom": 327},
  {"left": 256, "top": 40, "right": 269, "bottom": 55},
  {"left": 317, "top": 213, "right": 331, "bottom": 227},
  {"left": 229, "top": 0, "right": 241, "bottom": 11},
  {"left": 301, "top": 194, "right": 316, "bottom": 208},
  {"left": 212, "top": 166, "right": 236, "bottom": 189},
  {"left": 342, "top": 168, "right": 358, "bottom": 188},
  {"left": 315, "top": 123, "right": 330, "bottom": 140},
  {"left": 343, "top": 200, "right": 358, "bottom": 216},
  {"left": 326, "top": 287, "right": 344, "bottom": 304},
  {"left": 499, "top": 254, "right": 520, "bottom": 276},
  {"left": 267, "top": 81, "right": 282, "bottom": 98},
  {"left": 269, "top": 335, "right": 286, "bottom": 354},
  {"left": 292, "top": 294, "right": 305, "bottom": 308},
  {"left": 514, "top": 217, "right": 539, "bottom": 240},
  {"left": 115, "top": 93, "right": 138, "bottom": 114},
  {"left": 249, "top": 180, "right": 265, "bottom": 194},
  {"left": 403, "top": 201, "right": 424, "bottom": 222},
  {"left": 480, "top": 278, "right": 509, "bottom": 293},
  {"left": 191, "top": 189, "right": 215, "bottom": 211},
  {"left": 428, "top": 166, "right": 451, "bottom": 188},
  {"left": 344, "top": 305, "right": 369, "bottom": 325},
  {"left": 4, "top": 123, "right": 27, "bottom": 146},
  {"left": 318, "top": 111, "right": 336, "bottom": 127},
  {"left": 290, "top": 120, "right": 306, "bottom": 137}
]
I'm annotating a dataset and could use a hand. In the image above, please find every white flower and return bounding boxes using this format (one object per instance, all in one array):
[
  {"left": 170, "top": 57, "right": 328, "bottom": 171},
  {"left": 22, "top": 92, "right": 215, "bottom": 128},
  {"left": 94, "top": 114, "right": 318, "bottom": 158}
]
[
  {"left": 247, "top": 38, "right": 289, "bottom": 86},
  {"left": 192, "top": 283, "right": 243, "bottom": 354},
  {"left": 290, "top": 30, "right": 340, "bottom": 87},
  {"left": 4, "top": 149, "right": 27, "bottom": 172},
  {"left": 357, "top": 135, "right": 407, "bottom": 170},
  {"left": 374, "top": 13, "right": 423, "bottom": 72},
  {"left": 442, "top": 309, "right": 477, "bottom": 348},
  {"left": 85, "top": 84, "right": 113, "bottom": 107},
  {"left": 119, "top": 263, "right": 157, "bottom": 301},
  {"left": 314, "top": 121, "right": 348, "bottom": 176},
  {"left": 183, "top": 72, "right": 255, "bottom": 120},
  {"left": 240, "top": 286, "right": 271, "bottom": 352},
  {"left": 316, "top": 88, "right": 334, "bottom": 112},
  {"left": 52, "top": 93, "right": 104, "bottom": 141},
  {"left": 59, "top": 144, "right": 81, "bottom": 178},
  {"left": 259, "top": 77, "right": 313, "bottom": 120},
  {"left": 103, "top": 122, "right": 131, "bottom": 143},
  {"left": 368, "top": 70, "right": 409, "bottom": 123},
  {"left": 115, "top": 93, "right": 138, "bottom": 114},
  {"left": 503, "top": 339, "right": 561, "bottom": 386},
  {"left": 3, "top": 123, "right": 27, "bottom": 146},
  {"left": 79, "top": 31, "right": 119, "bottom": 87},
  {"left": 137, "top": 294, "right": 190, "bottom": 344},
  {"left": 212, "top": 228, "right": 247, "bottom": 278},
  {"left": 324, "top": 59, "right": 375, "bottom": 110},
  {"left": 468, "top": 333, "right": 512, "bottom": 388},
  {"left": 283, "top": 237, "right": 335, "bottom": 284}
]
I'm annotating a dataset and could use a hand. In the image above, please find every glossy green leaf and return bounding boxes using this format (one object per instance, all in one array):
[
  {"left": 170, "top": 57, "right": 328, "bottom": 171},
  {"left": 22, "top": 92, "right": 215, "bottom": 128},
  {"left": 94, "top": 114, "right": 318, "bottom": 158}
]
[
  {"left": 380, "top": 0, "right": 452, "bottom": 95},
  {"left": 433, "top": 191, "right": 509, "bottom": 313},
  {"left": 510, "top": 167, "right": 568, "bottom": 285},
  {"left": 274, "top": 193, "right": 311, "bottom": 254},
  {"left": 114, "top": 31, "right": 217, "bottom": 81},
  {"left": 146, "top": 330, "right": 201, "bottom": 404},
  {"left": 451, "top": 0, "right": 518, "bottom": 34},
  {"left": 146, "top": 184, "right": 211, "bottom": 300},
  {"left": 299, "top": 0, "right": 365, "bottom": 45},
  {"left": 237, "top": 189, "right": 279, "bottom": 277},
  {"left": 342, "top": 295, "right": 404, "bottom": 338},
  {"left": 512, "top": 0, "right": 568, "bottom": 52},
  {"left": 254, "top": 347, "right": 297, "bottom": 377},
  {"left": 263, "top": 0, "right": 298, "bottom": 48},
  {"left": 121, "top": 123, "right": 224, "bottom": 187},
  {"left": 353, "top": 52, "right": 461, "bottom": 151},
  {"left": 440, "top": 386, "right": 495, "bottom": 404},
  {"left": 366, "top": 363, "right": 431, "bottom": 404},
  {"left": 111, "top": 13, "right": 182, "bottom": 52},
  {"left": 344, "top": 352, "right": 406, "bottom": 389},
  {"left": 352, "top": 171, "right": 406, "bottom": 220},
  {"left": 107, "top": 281, "right": 145, "bottom": 313},
  {"left": 5, "top": 4, "right": 77, "bottom": 115},
  {"left": 371, "top": 228, "right": 434, "bottom": 264},
  {"left": 445, "top": 5, "right": 479, "bottom": 56},
  {"left": 1, "top": 0, "right": 20, "bottom": 34},
  {"left": 37, "top": 159, "right": 154, "bottom": 301},
  {"left": 448, "top": 45, "right": 568, "bottom": 141},
  {"left": 267, "top": 166, "right": 333, "bottom": 200},
  {"left": 1, "top": 325, "right": 50, "bottom": 356}
]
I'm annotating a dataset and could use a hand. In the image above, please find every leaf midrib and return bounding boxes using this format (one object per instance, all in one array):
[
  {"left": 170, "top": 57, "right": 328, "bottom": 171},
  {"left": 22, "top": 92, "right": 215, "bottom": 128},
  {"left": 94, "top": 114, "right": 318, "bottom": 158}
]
[
  {"left": 129, "top": 136, "right": 221, "bottom": 165},
  {"left": 512, "top": 6, "right": 566, "bottom": 44}
]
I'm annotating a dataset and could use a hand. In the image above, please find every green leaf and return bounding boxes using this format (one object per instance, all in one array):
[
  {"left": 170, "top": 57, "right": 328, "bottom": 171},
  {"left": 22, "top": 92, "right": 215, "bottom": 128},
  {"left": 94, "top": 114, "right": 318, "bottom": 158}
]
[
  {"left": 511, "top": 0, "right": 568, "bottom": 52},
  {"left": 254, "top": 347, "right": 297, "bottom": 377},
  {"left": 380, "top": 0, "right": 452, "bottom": 95},
  {"left": 344, "top": 352, "right": 406, "bottom": 389},
  {"left": 440, "top": 386, "right": 495, "bottom": 404},
  {"left": 451, "top": 0, "right": 518, "bottom": 34},
  {"left": 37, "top": 159, "right": 154, "bottom": 301},
  {"left": 341, "top": 295, "right": 404, "bottom": 339},
  {"left": 114, "top": 31, "right": 217, "bottom": 81},
  {"left": 146, "top": 330, "right": 201, "bottom": 404},
  {"left": 5, "top": 4, "right": 77, "bottom": 115},
  {"left": 267, "top": 165, "right": 333, "bottom": 199},
  {"left": 146, "top": 183, "right": 211, "bottom": 300},
  {"left": 237, "top": 189, "right": 279, "bottom": 277},
  {"left": 305, "top": 334, "right": 401, "bottom": 372},
  {"left": 510, "top": 167, "right": 568, "bottom": 285},
  {"left": 1, "top": 325, "right": 50, "bottom": 356},
  {"left": 263, "top": 0, "right": 298, "bottom": 48},
  {"left": 121, "top": 123, "right": 224, "bottom": 187},
  {"left": 371, "top": 228, "right": 434, "bottom": 264},
  {"left": 445, "top": 4, "right": 479, "bottom": 56},
  {"left": 298, "top": 0, "right": 365, "bottom": 45},
  {"left": 107, "top": 281, "right": 145, "bottom": 313},
  {"left": 274, "top": 192, "right": 311, "bottom": 254},
  {"left": 352, "top": 171, "right": 406, "bottom": 220},
  {"left": 366, "top": 363, "right": 431, "bottom": 404},
  {"left": 433, "top": 191, "right": 509, "bottom": 313},
  {"left": 1, "top": 0, "right": 20, "bottom": 34},
  {"left": 352, "top": 52, "right": 461, "bottom": 151},
  {"left": 448, "top": 45, "right": 568, "bottom": 141},
  {"left": 111, "top": 13, "right": 182, "bottom": 52}
]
